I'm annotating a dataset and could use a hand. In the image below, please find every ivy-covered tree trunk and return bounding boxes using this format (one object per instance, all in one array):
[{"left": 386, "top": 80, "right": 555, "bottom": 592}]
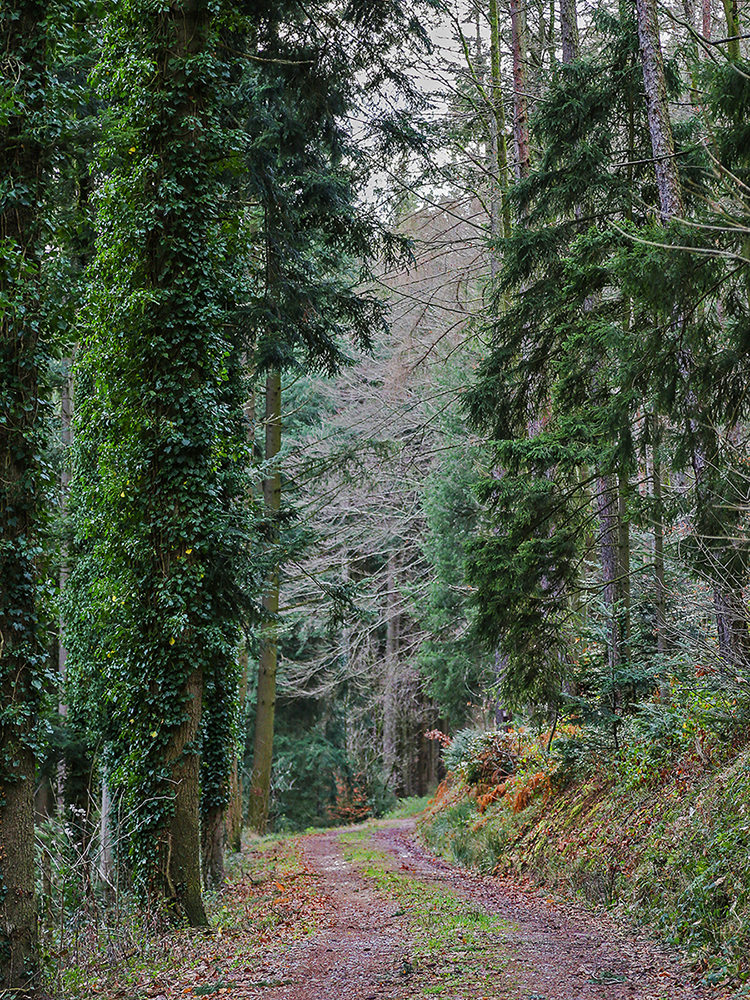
[
  {"left": 0, "top": 1, "right": 48, "bottom": 990},
  {"left": 223, "top": 645, "right": 249, "bottom": 853},
  {"left": 75, "top": 0, "right": 249, "bottom": 925},
  {"left": 202, "top": 649, "right": 239, "bottom": 887},
  {"left": 223, "top": 390, "right": 255, "bottom": 853},
  {"left": 249, "top": 369, "right": 282, "bottom": 834}
]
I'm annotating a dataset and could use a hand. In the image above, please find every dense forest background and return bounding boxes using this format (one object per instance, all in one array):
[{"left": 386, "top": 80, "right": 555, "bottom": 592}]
[{"left": 3, "top": 0, "right": 750, "bottom": 992}]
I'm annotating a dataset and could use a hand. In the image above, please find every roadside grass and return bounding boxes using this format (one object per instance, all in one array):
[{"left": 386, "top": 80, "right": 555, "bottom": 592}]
[
  {"left": 54, "top": 834, "right": 326, "bottom": 999},
  {"left": 340, "top": 827, "right": 515, "bottom": 997},
  {"left": 383, "top": 794, "right": 433, "bottom": 820}
]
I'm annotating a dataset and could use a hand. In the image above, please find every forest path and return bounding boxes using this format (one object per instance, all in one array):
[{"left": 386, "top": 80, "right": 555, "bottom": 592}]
[{"left": 235, "top": 818, "right": 726, "bottom": 1000}]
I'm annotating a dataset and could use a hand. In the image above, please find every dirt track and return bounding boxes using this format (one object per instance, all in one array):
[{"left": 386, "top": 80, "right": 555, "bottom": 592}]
[{"left": 243, "top": 819, "right": 729, "bottom": 1000}]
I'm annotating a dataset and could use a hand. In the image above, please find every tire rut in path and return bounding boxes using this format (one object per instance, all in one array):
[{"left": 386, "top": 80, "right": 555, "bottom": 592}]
[
  {"left": 258, "top": 829, "right": 413, "bottom": 1000},
  {"left": 371, "top": 819, "right": 728, "bottom": 1000},
  {"left": 251, "top": 819, "right": 731, "bottom": 1000}
]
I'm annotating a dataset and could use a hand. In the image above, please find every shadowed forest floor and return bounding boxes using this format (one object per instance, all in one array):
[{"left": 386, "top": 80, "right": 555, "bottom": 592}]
[{"left": 73, "top": 818, "right": 736, "bottom": 1000}]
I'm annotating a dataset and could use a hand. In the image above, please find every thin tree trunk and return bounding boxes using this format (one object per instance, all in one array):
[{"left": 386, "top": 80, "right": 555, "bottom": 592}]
[
  {"left": 596, "top": 475, "right": 621, "bottom": 676},
  {"left": 560, "top": 0, "right": 580, "bottom": 64},
  {"left": 634, "top": 0, "right": 750, "bottom": 672},
  {"left": 510, "top": 0, "right": 531, "bottom": 180},
  {"left": 635, "top": 0, "right": 684, "bottom": 220},
  {"left": 489, "top": 0, "right": 512, "bottom": 244},
  {"left": 651, "top": 418, "right": 670, "bottom": 700},
  {"left": 100, "top": 773, "right": 114, "bottom": 894},
  {"left": 47, "top": 360, "right": 74, "bottom": 822},
  {"left": 721, "top": 0, "right": 740, "bottom": 57},
  {"left": 59, "top": 362, "right": 73, "bottom": 693},
  {"left": 618, "top": 473, "right": 631, "bottom": 658},
  {"left": 383, "top": 550, "right": 401, "bottom": 792},
  {"left": 249, "top": 369, "right": 282, "bottom": 834},
  {"left": 713, "top": 589, "right": 750, "bottom": 669}
]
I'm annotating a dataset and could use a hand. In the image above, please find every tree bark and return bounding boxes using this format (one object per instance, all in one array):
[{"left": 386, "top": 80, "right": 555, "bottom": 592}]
[
  {"left": 721, "top": 0, "right": 740, "bottom": 57},
  {"left": 636, "top": 0, "right": 750, "bottom": 671},
  {"left": 489, "top": 0, "right": 512, "bottom": 245},
  {"left": 0, "top": 1, "right": 47, "bottom": 990},
  {"left": 596, "top": 475, "right": 622, "bottom": 675},
  {"left": 560, "top": 0, "right": 580, "bottom": 64},
  {"left": 224, "top": 383, "right": 255, "bottom": 851},
  {"left": 635, "top": 0, "right": 684, "bottom": 220},
  {"left": 618, "top": 473, "right": 631, "bottom": 659},
  {"left": 201, "top": 803, "right": 225, "bottom": 888},
  {"left": 137, "top": 0, "right": 216, "bottom": 926},
  {"left": 383, "top": 549, "right": 401, "bottom": 792},
  {"left": 224, "top": 644, "right": 249, "bottom": 853},
  {"left": 164, "top": 666, "right": 206, "bottom": 925},
  {"left": 100, "top": 772, "right": 114, "bottom": 896},
  {"left": 510, "top": 0, "right": 531, "bottom": 180},
  {"left": 650, "top": 418, "right": 670, "bottom": 700},
  {"left": 713, "top": 573, "right": 750, "bottom": 671},
  {"left": 249, "top": 369, "right": 282, "bottom": 834}
]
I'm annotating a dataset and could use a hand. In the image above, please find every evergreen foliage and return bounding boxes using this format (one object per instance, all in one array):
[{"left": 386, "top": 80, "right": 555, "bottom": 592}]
[
  {"left": 7, "top": 0, "right": 750, "bottom": 988},
  {"left": 463, "top": 2, "right": 750, "bottom": 714}
]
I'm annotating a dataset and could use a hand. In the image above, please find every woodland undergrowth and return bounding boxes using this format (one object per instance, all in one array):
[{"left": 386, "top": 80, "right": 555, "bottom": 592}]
[
  {"left": 418, "top": 711, "right": 750, "bottom": 989},
  {"left": 40, "top": 835, "right": 327, "bottom": 999}
]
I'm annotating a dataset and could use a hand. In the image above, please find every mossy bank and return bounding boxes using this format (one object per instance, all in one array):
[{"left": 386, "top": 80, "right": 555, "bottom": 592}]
[{"left": 418, "top": 728, "right": 750, "bottom": 989}]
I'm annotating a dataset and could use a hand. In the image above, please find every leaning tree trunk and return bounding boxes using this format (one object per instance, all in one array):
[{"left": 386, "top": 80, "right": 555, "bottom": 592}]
[{"left": 0, "top": 2, "right": 48, "bottom": 991}]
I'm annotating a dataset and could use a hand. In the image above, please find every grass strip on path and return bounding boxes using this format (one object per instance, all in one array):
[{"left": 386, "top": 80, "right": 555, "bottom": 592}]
[{"left": 339, "top": 826, "right": 517, "bottom": 999}]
